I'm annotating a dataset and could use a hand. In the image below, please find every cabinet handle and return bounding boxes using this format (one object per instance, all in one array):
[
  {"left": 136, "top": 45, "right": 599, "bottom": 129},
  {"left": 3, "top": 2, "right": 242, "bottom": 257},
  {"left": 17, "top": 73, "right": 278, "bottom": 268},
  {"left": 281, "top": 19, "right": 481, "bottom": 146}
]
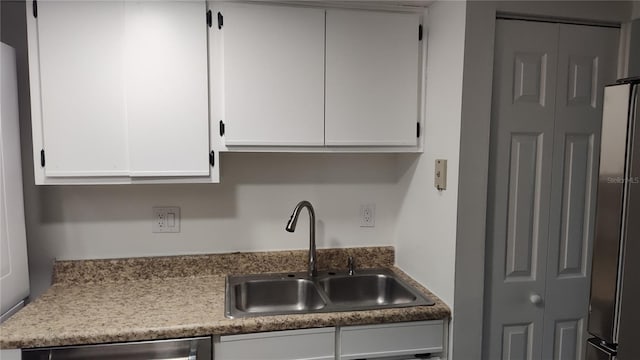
[
  {"left": 206, "top": 10, "right": 212, "bottom": 28},
  {"left": 219, "top": 120, "right": 225, "bottom": 136}
]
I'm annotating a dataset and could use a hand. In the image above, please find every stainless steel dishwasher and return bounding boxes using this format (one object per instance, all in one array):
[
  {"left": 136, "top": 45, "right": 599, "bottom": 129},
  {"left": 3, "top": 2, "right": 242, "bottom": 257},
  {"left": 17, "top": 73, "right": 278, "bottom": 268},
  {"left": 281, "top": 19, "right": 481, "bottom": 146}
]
[{"left": 22, "top": 336, "right": 211, "bottom": 360}]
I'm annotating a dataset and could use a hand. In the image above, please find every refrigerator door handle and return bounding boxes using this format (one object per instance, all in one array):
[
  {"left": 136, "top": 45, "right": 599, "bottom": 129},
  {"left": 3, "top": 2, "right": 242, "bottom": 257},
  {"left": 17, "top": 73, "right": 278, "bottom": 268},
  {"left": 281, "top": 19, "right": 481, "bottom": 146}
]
[
  {"left": 616, "top": 82, "right": 640, "bottom": 360},
  {"left": 587, "top": 338, "right": 616, "bottom": 360}
]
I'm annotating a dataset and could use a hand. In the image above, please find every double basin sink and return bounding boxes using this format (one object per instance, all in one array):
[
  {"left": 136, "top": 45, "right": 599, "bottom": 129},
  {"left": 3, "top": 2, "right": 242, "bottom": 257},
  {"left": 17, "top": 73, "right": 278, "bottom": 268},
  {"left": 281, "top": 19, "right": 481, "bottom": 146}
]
[{"left": 225, "top": 268, "right": 435, "bottom": 318}]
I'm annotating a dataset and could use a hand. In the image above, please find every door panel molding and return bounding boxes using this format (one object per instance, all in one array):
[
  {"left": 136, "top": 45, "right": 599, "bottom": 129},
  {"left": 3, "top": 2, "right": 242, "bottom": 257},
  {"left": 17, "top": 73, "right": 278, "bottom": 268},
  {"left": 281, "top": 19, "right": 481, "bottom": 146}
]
[
  {"left": 502, "top": 323, "right": 534, "bottom": 360},
  {"left": 553, "top": 319, "right": 584, "bottom": 360},
  {"left": 513, "top": 53, "right": 549, "bottom": 106},
  {"left": 557, "top": 133, "right": 595, "bottom": 278},
  {"left": 505, "top": 133, "right": 543, "bottom": 281},
  {"left": 567, "top": 56, "right": 598, "bottom": 108}
]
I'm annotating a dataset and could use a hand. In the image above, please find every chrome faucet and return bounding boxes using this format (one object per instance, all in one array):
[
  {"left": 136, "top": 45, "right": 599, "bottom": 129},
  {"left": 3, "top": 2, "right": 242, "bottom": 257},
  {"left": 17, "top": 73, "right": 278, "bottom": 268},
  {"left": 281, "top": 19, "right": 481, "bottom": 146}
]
[
  {"left": 347, "top": 256, "right": 355, "bottom": 276},
  {"left": 285, "top": 200, "right": 317, "bottom": 277}
]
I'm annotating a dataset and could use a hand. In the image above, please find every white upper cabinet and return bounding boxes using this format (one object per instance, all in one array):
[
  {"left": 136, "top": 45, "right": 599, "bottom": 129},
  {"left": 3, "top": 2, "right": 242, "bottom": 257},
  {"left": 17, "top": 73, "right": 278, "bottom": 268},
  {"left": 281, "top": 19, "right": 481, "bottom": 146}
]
[
  {"left": 125, "top": 1, "right": 210, "bottom": 177},
  {"left": 214, "top": 3, "right": 424, "bottom": 151},
  {"left": 28, "top": 0, "right": 215, "bottom": 184},
  {"left": 220, "top": 3, "right": 325, "bottom": 147},
  {"left": 29, "top": 1, "right": 425, "bottom": 185},
  {"left": 35, "top": 1, "right": 128, "bottom": 177},
  {"left": 325, "top": 9, "right": 421, "bottom": 147}
]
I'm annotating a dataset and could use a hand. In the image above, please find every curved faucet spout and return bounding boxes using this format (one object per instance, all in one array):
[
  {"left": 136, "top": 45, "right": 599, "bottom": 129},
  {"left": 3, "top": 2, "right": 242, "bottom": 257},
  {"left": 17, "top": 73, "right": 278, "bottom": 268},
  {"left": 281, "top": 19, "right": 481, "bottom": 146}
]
[{"left": 285, "top": 200, "right": 317, "bottom": 277}]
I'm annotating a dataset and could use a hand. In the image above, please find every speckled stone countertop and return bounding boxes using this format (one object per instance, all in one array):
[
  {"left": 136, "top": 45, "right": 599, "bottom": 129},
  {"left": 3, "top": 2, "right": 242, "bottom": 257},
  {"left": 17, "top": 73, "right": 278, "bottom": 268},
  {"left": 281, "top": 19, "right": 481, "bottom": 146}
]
[{"left": 0, "top": 247, "right": 450, "bottom": 349}]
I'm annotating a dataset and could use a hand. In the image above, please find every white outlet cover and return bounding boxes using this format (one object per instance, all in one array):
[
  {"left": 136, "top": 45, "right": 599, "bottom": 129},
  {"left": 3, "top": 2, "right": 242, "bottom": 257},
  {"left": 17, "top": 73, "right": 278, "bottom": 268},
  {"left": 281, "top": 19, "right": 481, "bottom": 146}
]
[
  {"left": 360, "top": 204, "right": 375, "bottom": 227},
  {"left": 153, "top": 206, "right": 180, "bottom": 233}
]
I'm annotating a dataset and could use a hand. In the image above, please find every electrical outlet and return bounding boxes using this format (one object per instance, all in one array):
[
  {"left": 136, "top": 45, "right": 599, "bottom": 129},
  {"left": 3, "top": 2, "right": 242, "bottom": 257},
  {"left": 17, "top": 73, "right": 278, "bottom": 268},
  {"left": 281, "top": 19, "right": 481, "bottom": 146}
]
[
  {"left": 360, "top": 204, "right": 375, "bottom": 227},
  {"left": 153, "top": 207, "right": 180, "bottom": 233}
]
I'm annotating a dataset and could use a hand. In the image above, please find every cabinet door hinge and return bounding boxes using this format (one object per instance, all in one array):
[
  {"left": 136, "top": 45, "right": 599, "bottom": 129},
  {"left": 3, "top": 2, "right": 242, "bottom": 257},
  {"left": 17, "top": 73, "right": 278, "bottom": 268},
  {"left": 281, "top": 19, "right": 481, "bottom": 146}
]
[
  {"left": 219, "top": 120, "right": 225, "bottom": 136},
  {"left": 33, "top": 0, "right": 38, "bottom": 18},
  {"left": 217, "top": 12, "right": 223, "bottom": 30},
  {"left": 40, "top": 149, "right": 45, "bottom": 167},
  {"left": 206, "top": 10, "right": 212, "bottom": 28},
  {"left": 418, "top": 24, "right": 423, "bottom": 41},
  {"left": 209, "top": 150, "right": 215, "bottom": 167},
  {"left": 417, "top": 122, "right": 421, "bottom": 138}
]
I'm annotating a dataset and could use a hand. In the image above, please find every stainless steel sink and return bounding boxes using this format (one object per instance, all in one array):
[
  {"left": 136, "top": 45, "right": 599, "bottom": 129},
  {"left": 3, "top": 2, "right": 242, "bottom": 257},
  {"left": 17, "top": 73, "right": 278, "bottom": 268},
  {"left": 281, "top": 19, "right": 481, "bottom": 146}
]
[
  {"left": 233, "top": 278, "right": 326, "bottom": 313},
  {"left": 319, "top": 273, "right": 418, "bottom": 306},
  {"left": 225, "top": 269, "right": 435, "bottom": 318}
]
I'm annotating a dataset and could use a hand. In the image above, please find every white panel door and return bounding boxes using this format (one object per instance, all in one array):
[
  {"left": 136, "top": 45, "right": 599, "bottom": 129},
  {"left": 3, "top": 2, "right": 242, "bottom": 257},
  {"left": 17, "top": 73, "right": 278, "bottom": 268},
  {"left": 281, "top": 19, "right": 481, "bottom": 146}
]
[
  {"left": 220, "top": 3, "right": 325, "bottom": 146},
  {"left": 36, "top": 0, "right": 128, "bottom": 176},
  {"left": 125, "top": 0, "right": 209, "bottom": 177},
  {"left": 486, "top": 20, "right": 619, "bottom": 360},
  {"left": 541, "top": 24, "right": 618, "bottom": 360},
  {"left": 485, "top": 20, "right": 559, "bottom": 360},
  {"left": 325, "top": 9, "right": 421, "bottom": 146}
]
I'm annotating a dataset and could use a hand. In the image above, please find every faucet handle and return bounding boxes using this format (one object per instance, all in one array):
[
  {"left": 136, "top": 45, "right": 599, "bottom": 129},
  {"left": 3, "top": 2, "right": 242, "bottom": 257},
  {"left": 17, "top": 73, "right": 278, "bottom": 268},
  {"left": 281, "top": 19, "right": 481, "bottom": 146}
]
[{"left": 347, "top": 256, "right": 355, "bottom": 275}]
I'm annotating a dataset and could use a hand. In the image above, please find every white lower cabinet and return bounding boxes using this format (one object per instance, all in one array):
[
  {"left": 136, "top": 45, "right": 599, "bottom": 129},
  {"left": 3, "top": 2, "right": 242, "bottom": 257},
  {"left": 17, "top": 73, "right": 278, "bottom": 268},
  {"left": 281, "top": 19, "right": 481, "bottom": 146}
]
[
  {"left": 0, "top": 350, "right": 21, "bottom": 360},
  {"left": 214, "top": 320, "right": 445, "bottom": 360},
  {"left": 214, "top": 327, "right": 335, "bottom": 360},
  {"left": 338, "top": 321, "right": 444, "bottom": 360}
]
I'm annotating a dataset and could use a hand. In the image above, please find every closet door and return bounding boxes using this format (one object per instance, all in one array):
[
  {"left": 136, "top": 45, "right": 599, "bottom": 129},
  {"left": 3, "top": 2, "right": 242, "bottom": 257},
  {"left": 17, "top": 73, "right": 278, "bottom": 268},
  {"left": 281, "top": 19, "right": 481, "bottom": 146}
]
[
  {"left": 541, "top": 24, "right": 619, "bottom": 360},
  {"left": 484, "top": 20, "right": 559, "bottom": 360},
  {"left": 485, "top": 19, "right": 619, "bottom": 360},
  {"left": 36, "top": 0, "right": 128, "bottom": 177}
]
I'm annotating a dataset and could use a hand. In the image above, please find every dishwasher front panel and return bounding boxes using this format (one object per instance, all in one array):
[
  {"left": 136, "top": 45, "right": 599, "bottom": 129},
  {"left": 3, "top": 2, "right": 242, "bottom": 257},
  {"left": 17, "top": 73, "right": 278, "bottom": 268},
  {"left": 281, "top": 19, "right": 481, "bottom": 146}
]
[{"left": 22, "top": 336, "right": 211, "bottom": 360}]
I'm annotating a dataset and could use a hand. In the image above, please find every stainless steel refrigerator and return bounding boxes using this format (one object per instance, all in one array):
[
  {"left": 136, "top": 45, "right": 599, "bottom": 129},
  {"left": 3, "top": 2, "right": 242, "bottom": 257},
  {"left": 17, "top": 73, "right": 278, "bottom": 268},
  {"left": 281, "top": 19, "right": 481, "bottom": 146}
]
[{"left": 587, "top": 77, "right": 640, "bottom": 360}]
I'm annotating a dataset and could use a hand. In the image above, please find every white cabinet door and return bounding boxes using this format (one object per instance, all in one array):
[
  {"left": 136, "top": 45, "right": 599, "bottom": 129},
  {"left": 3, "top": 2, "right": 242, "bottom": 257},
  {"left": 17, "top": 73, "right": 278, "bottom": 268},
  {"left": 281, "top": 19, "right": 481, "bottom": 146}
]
[
  {"left": 0, "top": 350, "right": 20, "bottom": 360},
  {"left": 29, "top": 0, "right": 214, "bottom": 183},
  {"left": 325, "top": 9, "right": 421, "bottom": 147},
  {"left": 35, "top": 0, "right": 128, "bottom": 177},
  {"left": 215, "top": 327, "right": 335, "bottom": 360},
  {"left": 125, "top": 1, "right": 209, "bottom": 177},
  {"left": 220, "top": 3, "right": 325, "bottom": 146},
  {"left": 338, "top": 321, "right": 444, "bottom": 359}
]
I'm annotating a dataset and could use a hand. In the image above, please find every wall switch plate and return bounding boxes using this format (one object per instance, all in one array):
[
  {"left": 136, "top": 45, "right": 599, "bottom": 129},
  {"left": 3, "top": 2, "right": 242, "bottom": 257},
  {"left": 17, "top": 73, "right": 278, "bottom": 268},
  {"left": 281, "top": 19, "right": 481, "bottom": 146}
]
[
  {"left": 435, "top": 159, "right": 447, "bottom": 190},
  {"left": 360, "top": 203, "right": 375, "bottom": 227},
  {"left": 153, "top": 207, "right": 180, "bottom": 233}
]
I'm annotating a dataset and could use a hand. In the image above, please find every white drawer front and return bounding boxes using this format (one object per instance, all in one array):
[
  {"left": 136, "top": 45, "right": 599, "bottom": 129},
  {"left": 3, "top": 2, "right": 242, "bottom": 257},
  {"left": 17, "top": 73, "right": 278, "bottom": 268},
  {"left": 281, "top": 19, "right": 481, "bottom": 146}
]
[
  {"left": 339, "top": 320, "right": 444, "bottom": 359},
  {"left": 0, "top": 350, "right": 21, "bottom": 360},
  {"left": 215, "top": 327, "right": 335, "bottom": 360}
]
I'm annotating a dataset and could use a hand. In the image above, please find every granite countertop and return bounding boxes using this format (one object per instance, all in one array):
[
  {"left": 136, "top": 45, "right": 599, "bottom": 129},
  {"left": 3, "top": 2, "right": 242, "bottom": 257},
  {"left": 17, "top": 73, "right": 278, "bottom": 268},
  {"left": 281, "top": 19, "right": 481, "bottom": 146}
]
[{"left": 0, "top": 247, "right": 451, "bottom": 349}]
